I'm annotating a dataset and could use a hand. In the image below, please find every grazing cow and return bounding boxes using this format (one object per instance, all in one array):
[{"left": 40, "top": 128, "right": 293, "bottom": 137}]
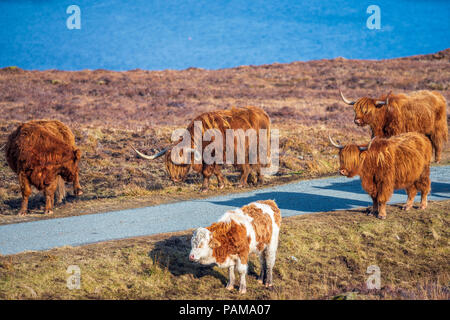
[
  {"left": 329, "top": 132, "right": 432, "bottom": 219},
  {"left": 5, "top": 120, "right": 83, "bottom": 215},
  {"left": 189, "top": 200, "right": 281, "bottom": 294},
  {"left": 132, "top": 106, "right": 271, "bottom": 192},
  {"left": 339, "top": 90, "right": 448, "bottom": 162}
]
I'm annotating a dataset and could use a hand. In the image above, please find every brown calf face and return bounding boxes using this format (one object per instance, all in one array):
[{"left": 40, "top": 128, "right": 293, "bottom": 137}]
[
  {"left": 165, "top": 150, "right": 191, "bottom": 182},
  {"left": 338, "top": 145, "right": 362, "bottom": 178}
]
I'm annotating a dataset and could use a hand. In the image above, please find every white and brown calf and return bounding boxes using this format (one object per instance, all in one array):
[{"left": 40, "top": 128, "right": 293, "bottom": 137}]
[{"left": 189, "top": 200, "right": 281, "bottom": 294}]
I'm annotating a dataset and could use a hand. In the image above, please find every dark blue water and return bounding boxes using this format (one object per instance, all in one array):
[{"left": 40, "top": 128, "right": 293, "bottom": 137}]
[{"left": 1, "top": 0, "right": 449, "bottom": 71}]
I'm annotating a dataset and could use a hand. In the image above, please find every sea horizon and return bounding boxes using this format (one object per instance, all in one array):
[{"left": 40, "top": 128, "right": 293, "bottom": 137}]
[{"left": 1, "top": 0, "right": 449, "bottom": 71}]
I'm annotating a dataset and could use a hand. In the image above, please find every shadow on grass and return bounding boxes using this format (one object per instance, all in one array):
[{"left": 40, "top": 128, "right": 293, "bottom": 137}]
[{"left": 148, "top": 235, "right": 228, "bottom": 285}]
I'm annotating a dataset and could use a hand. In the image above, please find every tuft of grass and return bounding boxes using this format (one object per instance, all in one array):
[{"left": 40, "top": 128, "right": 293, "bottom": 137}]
[{"left": 0, "top": 200, "right": 448, "bottom": 300}]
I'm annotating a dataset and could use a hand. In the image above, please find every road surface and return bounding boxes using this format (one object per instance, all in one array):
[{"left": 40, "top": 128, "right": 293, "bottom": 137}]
[{"left": 0, "top": 166, "right": 449, "bottom": 255}]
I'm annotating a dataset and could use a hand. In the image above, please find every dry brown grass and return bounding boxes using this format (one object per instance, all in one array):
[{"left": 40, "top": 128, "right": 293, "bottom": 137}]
[
  {"left": 0, "top": 49, "right": 449, "bottom": 223},
  {"left": 0, "top": 200, "right": 448, "bottom": 300}
]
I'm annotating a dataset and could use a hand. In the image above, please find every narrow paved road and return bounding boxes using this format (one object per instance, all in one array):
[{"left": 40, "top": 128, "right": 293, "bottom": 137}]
[{"left": 1, "top": 166, "right": 449, "bottom": 255}]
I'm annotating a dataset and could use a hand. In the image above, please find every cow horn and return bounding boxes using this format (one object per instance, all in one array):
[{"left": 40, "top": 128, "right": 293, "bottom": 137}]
[
  {"left": 359, "top": 137, "right": 377, "bottom": 151},
  {"left": 130, "top": 145, "right": 168, "bottom": 160},
  {"left": 328, "top": 134, "right": 343, "bottom": 149},
  {"left": 339, "top": 90, "right": 355, "bottom": 105},
  {"left": 375, "top": 91, "right": 391, "bottom": 107}
]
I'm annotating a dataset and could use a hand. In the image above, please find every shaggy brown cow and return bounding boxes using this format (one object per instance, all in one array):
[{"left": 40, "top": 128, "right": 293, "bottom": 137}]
[
  {"left": 5, "top": 120, "right": 83, "bottom": 215},
  {"left": 132, "top": 106, "right": 271, "bottom": 192},
  {"left": 339, "top": 90, "right": 448, "bottom": 162},
  {"left": 329, "top": 132, "right": 432, "bottom": 219}
]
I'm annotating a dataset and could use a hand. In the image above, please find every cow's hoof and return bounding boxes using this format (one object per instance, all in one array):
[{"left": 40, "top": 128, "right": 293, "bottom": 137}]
[
  {"left": 18, "top": 210, "right": 28, "bottom": 216},
  {"left": 402, "top": 204, "right": 412, "bottom": 211},
  {"left": 226, "top": 285, "right": 234, "bottom": 291},
  {"left": 201, "top": 188, "right": 208, "bottom": 193},
  {"left": 265, "top": 284, "right": 274, "bottom": 290},
  {"left": 44, "top": 210, "right": 54, "bottom": 215},
  {"left": 75, "top": 189, "right": 83, "bottom": 196},
  {"left": 257, "top": 279, "right": 263, "bottom": 284},
  {"left": 239, "top": 288, "right": 247, "bottom": 294},
  {"left": 377, "top": 215, "right": 386, "bottom": 220},
  {"left": 419, "top": 204, "right": 427, "bottom": 210},
  {"left": 218, "top": 184, "right": 225, "bottom": 190}
]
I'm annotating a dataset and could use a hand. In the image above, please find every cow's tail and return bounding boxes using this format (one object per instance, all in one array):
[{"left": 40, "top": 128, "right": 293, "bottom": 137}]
[{"left": 55, "top": 175, "right": 66, "bottom": 204}]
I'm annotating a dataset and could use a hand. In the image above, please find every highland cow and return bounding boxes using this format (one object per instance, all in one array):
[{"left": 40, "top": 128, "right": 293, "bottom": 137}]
[
  {"left": 131, "top": 106, "right": 271, "bottom": 192},
  {"left": 189, "top": 200, "right": 281, "bottom": 294},
  {"left": 339, "top": 90, "right": 448, "bottom": 162},
  {"left": 329, "top": 132, "right": 432, "bottom": 219},
  {"left": 5, "top": 120, "right": 83, "bottom": 215}
]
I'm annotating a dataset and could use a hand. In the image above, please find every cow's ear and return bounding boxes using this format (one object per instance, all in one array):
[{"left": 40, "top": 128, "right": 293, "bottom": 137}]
[
  {"left": 209, "top": 238, "right": 221, "bottom": 248},
  {"left": 74, "top": 148, "right": 82, "bottom": 161}
]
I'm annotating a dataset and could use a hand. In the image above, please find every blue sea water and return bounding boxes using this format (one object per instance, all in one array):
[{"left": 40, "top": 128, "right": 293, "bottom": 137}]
[{"left": 0, "top": 0, "right": 449, "bottom": 71}]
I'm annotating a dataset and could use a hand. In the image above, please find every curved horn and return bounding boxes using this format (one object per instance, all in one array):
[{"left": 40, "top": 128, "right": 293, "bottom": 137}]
[
  {"left": 328, "top": 134, "right": 344, "bottom": 149},
  {"left": 375, "top": 91, "right": 392, "bottom": 107},
  {"left": 359, "top": 137, "right": 377, "bottom": 151},
  {"left": 339, "top": 90, "right": 355, "bottom": 105},
  {"left": 130, "top": 145, "right": 168, "bottom": 160}
]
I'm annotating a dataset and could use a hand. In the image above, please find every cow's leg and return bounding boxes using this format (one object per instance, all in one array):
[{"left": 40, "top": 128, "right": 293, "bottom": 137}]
[
  {"left": 201, "top": 166, "right": 214, "bottom": 192},
  {"left": 367, "top": 195, "right": 378, "bottom": 215},
  {"left": 376, "top": 183, "right": 393, "bottom": 219},
  {"left": 55, "top": 175, "right": 66, "bottom": 204},
  {"left": 73, "top": 172, "right": 83, "bottom": 196},
  {"left": 264, "top": 237, "right": 279, "bottom": 288},
  {"left": 257, "top": 250, "right": 267, "bottom": 285},
  {"left": 402, "top": 185, "right": 417, "bottom": 211},
  {"left": 238, "top": 165, "right": 251, "bottom": 188},
  {"left": 214, "top": 165, "right": 225, "bottom": 189},
  {"left": 256, "top": 165, "right": 265, "bottom": 185},
  {"left": 236, "top": 259, "right": 248, "bottom": 294},
  {"left": 18, "top": 172, "right": 32, "bottom": 216},
  {"left": 226, "top": 265, "right": 235, "bottom": 290},
  {"left": 43, "top": 179, "right": 58, "bottom": 214},
  {"left": 431, "top": 131, "right": 446, "bottom": 163},
  {"left": 416, "top": 166, "right": 431, "bottom": 210}
]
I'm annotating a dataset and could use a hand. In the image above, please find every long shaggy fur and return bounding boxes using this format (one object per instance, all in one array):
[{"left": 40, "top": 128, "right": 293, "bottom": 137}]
[
  {"left": 351, "top": 90, "right": 448, "bottom": 162},
  {"left": 165, "top": 106, "right": 271, "bottom": 191},
  {"left": 337, "top": 132, "right": 432, "bottom": 218},
  {"left": 5, "top": 120, "right": 82, "bottom": 215}
]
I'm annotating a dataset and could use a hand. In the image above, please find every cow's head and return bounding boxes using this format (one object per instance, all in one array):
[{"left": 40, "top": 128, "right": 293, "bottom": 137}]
[
  {"left": 131, "top": 144, "right": 200, "bottom": 183},
  {"left": 189, "top": 227, "right": 217, "bottom": 264},
  {"left": 60, "top": 147, "right": 82, "bottom": 181},
  {"left": 339, "top": 90, "right": 390, "bottom": 127},
  {"left": 329, "top": 135, "right": 368, "bottom": 178}
]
